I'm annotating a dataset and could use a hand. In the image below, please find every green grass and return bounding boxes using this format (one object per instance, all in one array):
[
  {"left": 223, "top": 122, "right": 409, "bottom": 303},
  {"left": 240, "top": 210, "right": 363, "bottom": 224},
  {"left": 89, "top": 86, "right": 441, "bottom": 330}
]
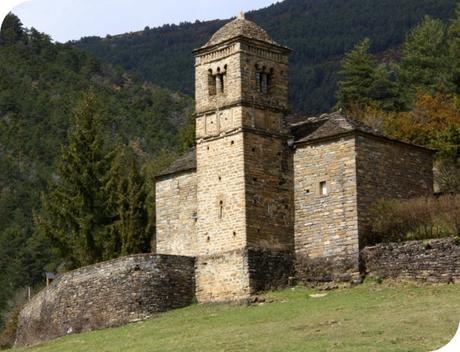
[{"left": 17, "top": 282, "right": 460, "bottom": 352}]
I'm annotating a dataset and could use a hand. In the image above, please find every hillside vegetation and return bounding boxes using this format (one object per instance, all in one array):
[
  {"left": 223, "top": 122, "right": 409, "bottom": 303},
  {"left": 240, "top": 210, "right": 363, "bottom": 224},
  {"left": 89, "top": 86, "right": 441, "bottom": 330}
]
[
  {"left": 14, "top": 282, "right": 460, "bottom": 352},
  {"left": 74, "top": 0, "right": 459, "bottom": 114},
  {"left": 2, "top": 0, "right": 460, "bottom": 345},
  {"left": 0, "top": 14, "right": 192, "bottom": 330}
]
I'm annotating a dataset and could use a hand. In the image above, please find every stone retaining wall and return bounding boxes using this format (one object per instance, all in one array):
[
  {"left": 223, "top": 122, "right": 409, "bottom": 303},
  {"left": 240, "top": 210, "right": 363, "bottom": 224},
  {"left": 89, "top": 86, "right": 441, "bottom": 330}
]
[
  {"left": 361, "top": 238, "right": 460, "bottom": 283},
  {"left": 15, "top": 254, "right": 195, "bottom": 347}
]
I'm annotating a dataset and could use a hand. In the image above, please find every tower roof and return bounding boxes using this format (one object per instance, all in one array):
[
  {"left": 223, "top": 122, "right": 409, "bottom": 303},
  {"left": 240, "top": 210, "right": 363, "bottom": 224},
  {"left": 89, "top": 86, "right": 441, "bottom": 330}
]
[{"left": 203, "top": 13, "right": 280, "bottom": 48}]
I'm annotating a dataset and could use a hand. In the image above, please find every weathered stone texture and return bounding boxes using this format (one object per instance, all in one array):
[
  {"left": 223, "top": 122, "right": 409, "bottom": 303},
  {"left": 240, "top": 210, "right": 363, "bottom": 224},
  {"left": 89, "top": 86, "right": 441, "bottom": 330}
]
[
  {"left": 244, "top": 131, "right": 294, "bottom": 251},
  {"left": 195, "top": 248, "right": 294, "bottom": 302},
  {"left": 194, "top": 41, "right": 289, "bottom": 116},
  {"left": 246, "top": 248, "right": 294, "bottom": 292},
  {"left": 361, "top": 238, "right": 460, "bottom": 283},
  {"left": 194, "top": 132, "right": 247, "bottom": 301},
  {"left": 192, "top": 18, "right": 293, "bottom": 302},
  {"left": 355, "top": 135, "right": 434, "bottom": 243},
  {"left": 156, "top": 171, "right": 197, "bottom": 256},
  {"left": 195, "top": 249, "right": 250, "bottom": 302},
  {"left": 294, "top": 136, "right": 360, "bottom": 280},
  {"left": 196, "top": 133, "right": 246, "bottom": 257},
  {"left": 16, "top": 255, "right": 195, "bottom": 347}
]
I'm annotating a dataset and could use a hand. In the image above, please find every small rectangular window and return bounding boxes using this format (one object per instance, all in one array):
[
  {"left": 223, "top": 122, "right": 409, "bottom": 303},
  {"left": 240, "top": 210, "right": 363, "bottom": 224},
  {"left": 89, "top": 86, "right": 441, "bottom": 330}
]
[{"left": 319, "top": 181, "right": 328, "bottom": 196}]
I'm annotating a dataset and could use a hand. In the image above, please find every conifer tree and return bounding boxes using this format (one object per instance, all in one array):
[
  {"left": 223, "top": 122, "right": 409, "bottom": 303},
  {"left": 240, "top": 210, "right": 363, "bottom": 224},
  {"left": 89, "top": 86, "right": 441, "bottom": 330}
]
[
  {"left": 369, "top": 64, "right": 401, "bottom": 111},
  {"left": 106, "top": 147, "right": 151, "bottom": 256},
  {"left": 34, "top": 91, "right": 115, "bottom": 268},
  {"left": 398, "top": 16, "right": 450, "bottom": 98},
  {"left": 448, "top": 4, "right": 460, "bottom": 97},
  {"left": 336, "top": 38, "right": 376, "bottom": 111},
  {"left": 0, "top": 13, "right": 25, "bottom": 45},
  {"left": 119, "top": 154, "right": 151, "bottom": 255}
]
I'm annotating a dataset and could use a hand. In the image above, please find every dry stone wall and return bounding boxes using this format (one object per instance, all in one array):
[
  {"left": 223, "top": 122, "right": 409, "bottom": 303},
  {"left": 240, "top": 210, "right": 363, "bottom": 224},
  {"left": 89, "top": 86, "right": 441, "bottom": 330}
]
[
  {"left": 16, "top": 254, "right": 195, "bottom": 347},
  {"left": 361, "top": 238, "right": 460, "bottom": 283}
]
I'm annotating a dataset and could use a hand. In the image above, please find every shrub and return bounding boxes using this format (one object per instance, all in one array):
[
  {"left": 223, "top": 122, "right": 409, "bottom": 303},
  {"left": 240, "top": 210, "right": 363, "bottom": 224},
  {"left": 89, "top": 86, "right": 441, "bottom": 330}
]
[
  {"left": 0, "top": 288, "right": 28, "bottom": 350},
  {"left": 0, "top": 306, "right": 21, "bottom": 349},
  {"left": 367, "top": 195, "right": 460, "bottom": 245}
]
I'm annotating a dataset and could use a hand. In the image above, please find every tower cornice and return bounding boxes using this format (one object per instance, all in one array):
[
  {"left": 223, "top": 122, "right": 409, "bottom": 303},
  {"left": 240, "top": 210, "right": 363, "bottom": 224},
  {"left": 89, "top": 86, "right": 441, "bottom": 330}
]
[{"left": 193, "top": 35, "right": 291, "bottom": 57}]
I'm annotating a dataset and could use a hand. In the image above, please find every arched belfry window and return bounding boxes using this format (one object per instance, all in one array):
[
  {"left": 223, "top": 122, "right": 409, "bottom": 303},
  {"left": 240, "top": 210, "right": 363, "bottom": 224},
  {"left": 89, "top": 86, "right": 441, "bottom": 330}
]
[
  {"left": 256, "top": 65, "right": 273, "bottom": 94},
  {"left": 208, "top": 65, "right": 227, "bottom": 96},
  {"left": 208, "top": 69, "right": 216, "bottom": 96}
]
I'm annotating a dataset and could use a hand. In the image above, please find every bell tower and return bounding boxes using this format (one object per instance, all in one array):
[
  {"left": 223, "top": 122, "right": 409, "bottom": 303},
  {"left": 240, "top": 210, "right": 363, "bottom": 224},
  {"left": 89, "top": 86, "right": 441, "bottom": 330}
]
[{"left": 193, "top": 14, "right": 294, "bottom": 302}]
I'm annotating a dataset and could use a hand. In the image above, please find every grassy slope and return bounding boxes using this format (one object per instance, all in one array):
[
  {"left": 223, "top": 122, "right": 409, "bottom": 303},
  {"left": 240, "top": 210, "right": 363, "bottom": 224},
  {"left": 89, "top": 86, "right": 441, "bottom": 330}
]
[{"left": 17, "top": 282, "right": 460, "bottom": 352}]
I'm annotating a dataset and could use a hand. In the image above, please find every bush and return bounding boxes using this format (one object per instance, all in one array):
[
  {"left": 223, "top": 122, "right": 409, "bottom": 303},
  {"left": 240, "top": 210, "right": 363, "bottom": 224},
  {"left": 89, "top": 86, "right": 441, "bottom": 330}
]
[
  {"left": 0, "top": 306, "right": 21, "bottom": 349},
  {"left": 0, "top": 289, "right": 27, "bottom": 350},
  {"left": 367, "top": 195, "right": 460, "bottom": 245}
]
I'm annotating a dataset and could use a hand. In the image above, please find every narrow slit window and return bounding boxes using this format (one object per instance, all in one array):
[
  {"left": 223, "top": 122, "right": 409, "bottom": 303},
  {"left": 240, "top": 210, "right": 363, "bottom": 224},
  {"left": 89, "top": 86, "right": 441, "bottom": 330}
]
[
  {"left": 219, "top": 200, "right": 223, "bottom": 219},
  {"left": 319, "top": 181, "right": 328, "bottom": 196}
]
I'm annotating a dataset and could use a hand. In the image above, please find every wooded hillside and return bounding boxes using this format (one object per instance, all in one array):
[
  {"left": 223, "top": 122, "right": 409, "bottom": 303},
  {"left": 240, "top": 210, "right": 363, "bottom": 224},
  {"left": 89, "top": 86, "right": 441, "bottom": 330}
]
[{"left": 74, "top": 0, "right": 459, "bottom": 114}]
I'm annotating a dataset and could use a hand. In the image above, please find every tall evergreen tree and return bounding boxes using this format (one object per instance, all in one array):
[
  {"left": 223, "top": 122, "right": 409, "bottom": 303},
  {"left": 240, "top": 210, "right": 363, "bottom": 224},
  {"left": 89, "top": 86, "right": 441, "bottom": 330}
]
[
  {"left": 398, "top": 16, "right": 450, "bottom": 99},
  {"left": 106, "top": 147, "right": 151, "bottom": 256},
  {"left": 0, "top": 13, "right": 25, "bottom": 45},
  {"left": 448, "top": 4, "right": 460, "bottom": 97},
  {"left": 119, "top": 153, "right": 151, "bottom": 255},
  {"left": 336, "top": 38, "right": 377, "bottom": 111},
  {"left": 34, "top": 92, "right": 116, "bottom": 268},
  {"left": 369, "top": 64, "right": 401, "bottom": 111}
]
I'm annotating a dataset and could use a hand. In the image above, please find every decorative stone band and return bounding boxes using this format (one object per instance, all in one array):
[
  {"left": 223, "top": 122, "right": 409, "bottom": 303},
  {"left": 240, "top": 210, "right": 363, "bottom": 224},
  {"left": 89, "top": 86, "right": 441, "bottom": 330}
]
[
  {"left": 194, "top": 99, "right": 290, "bottom": 116},
  {"left": 15, "top": 254, "right": 195, "bottom": 347}
]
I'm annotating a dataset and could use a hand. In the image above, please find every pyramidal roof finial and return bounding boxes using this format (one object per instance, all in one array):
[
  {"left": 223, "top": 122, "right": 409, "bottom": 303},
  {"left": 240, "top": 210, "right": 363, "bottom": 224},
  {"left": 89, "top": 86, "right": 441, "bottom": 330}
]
[{"left": 238, "top": 11, "right": 245, "bottom": 20}]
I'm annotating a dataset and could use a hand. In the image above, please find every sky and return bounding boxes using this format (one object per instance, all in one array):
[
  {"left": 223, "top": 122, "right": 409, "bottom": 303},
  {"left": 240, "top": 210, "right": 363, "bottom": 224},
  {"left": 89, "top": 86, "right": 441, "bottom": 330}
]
[{"left": 4, "top": 0, "right": 279, "bottom": 43}]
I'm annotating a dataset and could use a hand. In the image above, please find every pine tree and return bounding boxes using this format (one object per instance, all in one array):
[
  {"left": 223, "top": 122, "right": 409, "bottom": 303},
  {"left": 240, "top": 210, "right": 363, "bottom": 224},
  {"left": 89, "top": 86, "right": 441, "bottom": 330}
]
[
  {"left": 398, "top": 16, "right": 450, "bottom": 99},
  {"left": 119, "top": 154, "right": 151, "bottom": 255},
  {"left": 336, "top": 38, "right": 377, "bottom": 111},
  {"left": 177, "top": 111, "right": 196, "bottom": 153},
  {"left": 0, "top": 13, "right": 26, "bottom": 45},
  {"left": 369, "top": 64, "right": 401, "bottom": 111},
  {"left": 448, "top": 4, "right": 460, "bottom": 96},
  {"left": 34, "top": 92, "right": 116, "bottom": 268},
  {"left": 106, "top": 147, "right": 151, "bottom": 256}
]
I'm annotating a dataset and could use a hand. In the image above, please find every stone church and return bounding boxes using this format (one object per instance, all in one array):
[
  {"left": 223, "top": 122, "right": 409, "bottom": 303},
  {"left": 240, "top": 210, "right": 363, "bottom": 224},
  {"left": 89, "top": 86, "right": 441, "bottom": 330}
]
[{"left": 155, "top": 14, "right": 434, "bottom": 303}]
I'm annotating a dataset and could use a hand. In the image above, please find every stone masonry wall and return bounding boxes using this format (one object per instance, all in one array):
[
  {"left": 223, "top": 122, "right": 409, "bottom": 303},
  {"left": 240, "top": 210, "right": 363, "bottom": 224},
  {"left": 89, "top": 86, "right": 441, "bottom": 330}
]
[
  {"left": 355, "top": 135, "right": 434, "bottom": 246},
  {"left": 195, "top": 132, "right": 248, "bottom": 302},
  {"left": 361, "top": 238, "right": 460, "bottom": 283},
  {"left": 193, "top": 33, "right": 292, "bottom": 301},
  {"left": 244, "top": 131, "right": 293, "bottom": 251},
  {"left": 156, "top": 171, "right": 197, "bottom": 256},
  {"left": 294, "top": 136, "right": 360, "bottom": 282},
  {"left": 16, "top": 254, "right": 195, "bottom": 347},
  {"left": 247, "top": 248, "right": 294, "bottom": 292},
  {"left": 195, "top": 249, "right": 250, "bottom": 303}
]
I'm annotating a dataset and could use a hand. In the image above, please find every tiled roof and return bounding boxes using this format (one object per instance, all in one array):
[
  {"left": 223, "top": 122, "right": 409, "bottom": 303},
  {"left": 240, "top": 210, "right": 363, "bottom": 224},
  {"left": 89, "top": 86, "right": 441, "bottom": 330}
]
[
  {"left": 156, "top": 148, "right": 196, "bottom": 178},
  {"left": 290, "top": 111, "right": 433, "bottom": 151},
  {"left": 291, "top": 112, "right": 391, "bottom": 143},
  {"left": 158, "top": 114, "right": 432, "bottom": 179}
]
